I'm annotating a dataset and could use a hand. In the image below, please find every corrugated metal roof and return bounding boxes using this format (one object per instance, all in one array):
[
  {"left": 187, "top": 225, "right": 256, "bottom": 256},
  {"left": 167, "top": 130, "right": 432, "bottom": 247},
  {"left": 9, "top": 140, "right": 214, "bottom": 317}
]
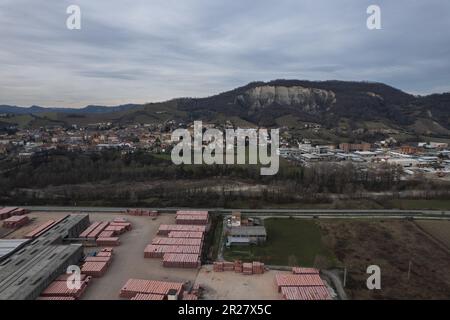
[
  {"left": 0, "top": 239, "right": 29, "bottom": 260},
  {"left": 230, "top": 226, "right": 267, "bottom": 237}
]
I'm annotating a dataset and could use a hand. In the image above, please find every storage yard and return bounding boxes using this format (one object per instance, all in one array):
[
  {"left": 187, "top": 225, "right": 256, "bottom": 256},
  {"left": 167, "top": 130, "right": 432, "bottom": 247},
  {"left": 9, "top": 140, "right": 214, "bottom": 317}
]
[
  {"left": 2, "top": 206, "right": 449, "bottom": 300},
  {"left": 0, "top": 207, "right": 337, "bottom": 300},
  {"left": 0, "top": 210, "right": 201, "bottom": 300}
]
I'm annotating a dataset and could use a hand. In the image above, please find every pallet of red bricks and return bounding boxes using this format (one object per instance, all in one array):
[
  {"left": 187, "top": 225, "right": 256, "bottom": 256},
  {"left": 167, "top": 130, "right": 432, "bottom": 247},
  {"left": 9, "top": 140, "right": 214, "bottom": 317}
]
[
  {"left": 25, "top": 219, "right": 60, "bottom": 238},
  {"left": 0, "top": 207, "right": 29, "bottom": 220},
  {"left": 214, "top": 260, "right": 265, "bottom": 275},
  {"left": 38, "top": 274, "right": 92, "bottom": 300},
  {"left": 78, "top": 218, "right": 131, "bottom": 246},
  {"left": 81, "top": 247, "right": 115, "bottom": 277},
  {"left": 126, "top": 208, "right": 159, "bottom": 217},
  {"left": 120, "top": 278, "right": 200, "bottom": 300},
  {"left": 175, "top": 210, "right": 209, "bottom": 225},
  {"left": 143, "top": 210, "right": 209, "bottom": 269},
  {"left": 275, "top": 267, "right": 332, "bottom": 300},
  {"left": 2, "top": 215, "right": 29, "bottom": 229},
  {"left": 119, "top": 278, "right": 184, "bottom": 299}
]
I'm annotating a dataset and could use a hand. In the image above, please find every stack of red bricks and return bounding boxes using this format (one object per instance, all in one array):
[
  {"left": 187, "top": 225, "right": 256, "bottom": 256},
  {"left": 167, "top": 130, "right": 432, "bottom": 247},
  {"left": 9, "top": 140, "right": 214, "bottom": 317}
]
[
  {"left": 223, "top": 261, "right": 234, "bottom": 271},
  {"left": 175, "top": 210, "right": 209, "bottom": 225},
  {"left": 234, "top": 260, "right": 243, "bottom": 273},
  {"left": 213, "top": 260, "right": 265, "bottom": 275},
  {"left": 243, "top": 263, "right": 253, "bottom": 275},
  {"left": 276, "top": 268, "right": 332, "bottom": 300},
  {"left": 81, "top": 248, "right": 114, "bottom": 277},
  {"left": 252, "top": 261, "right": 265, "bottom": 274},
  {"left": 0, "top": 207, "right": 29, "bottom": 220},
  {"left": 213, "top": 262, "right": 224, "bottom": 272},
  {"left": 2, "top": 215, "right": 29, "bottom": 229},
  {"left": 126, "top": 208, "right": 159, "bottom": 217},
  {"left": 38, "top": 274, "right": 92, "bottom": 300},
  {"left": 212, "top": 261, "right": 239, "bottom": 272},
  {"left": 79, "top": 218, "right": 132, "bottom": 246},
  {"left": 25, "top": 219, "right": 59, "bottom": 238},
  {"left": 144, "top": 210, "right": 208, "bottom": 269},
  {"left": 119, "top": 278, "right": 184, "bottom": 299}
]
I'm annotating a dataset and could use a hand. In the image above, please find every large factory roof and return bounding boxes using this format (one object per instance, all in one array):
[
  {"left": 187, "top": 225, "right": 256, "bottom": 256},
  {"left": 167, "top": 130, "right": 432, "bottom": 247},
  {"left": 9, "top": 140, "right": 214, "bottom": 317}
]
[
  {"left": 0, "top": 214, "right": 89, "bottom": 300},
  {"left": 0, "top": 239, "right": 30, "bottom": 261}
]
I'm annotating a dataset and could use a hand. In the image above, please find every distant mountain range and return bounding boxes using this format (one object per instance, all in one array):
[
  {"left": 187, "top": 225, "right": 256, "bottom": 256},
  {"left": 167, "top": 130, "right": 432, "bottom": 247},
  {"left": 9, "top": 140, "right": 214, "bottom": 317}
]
[
  {"left": 1, "top": 80, "right": 449, "bottom": 143},
  {"left": 0, "top": 103, "right": 141, "bottom": 115}
]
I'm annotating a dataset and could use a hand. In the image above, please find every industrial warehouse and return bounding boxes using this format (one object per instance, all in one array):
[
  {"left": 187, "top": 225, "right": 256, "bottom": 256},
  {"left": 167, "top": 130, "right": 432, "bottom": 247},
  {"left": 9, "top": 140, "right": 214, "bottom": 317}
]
[{"left": 0, "top": 207, "right": 340, "bottom": 300}]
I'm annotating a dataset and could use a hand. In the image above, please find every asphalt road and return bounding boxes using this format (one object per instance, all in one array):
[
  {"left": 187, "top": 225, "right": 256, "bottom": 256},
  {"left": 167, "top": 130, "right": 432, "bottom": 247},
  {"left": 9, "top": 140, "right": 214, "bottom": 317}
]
[{"left": 21, "top": 206, "right": 450, "bottom": 219}]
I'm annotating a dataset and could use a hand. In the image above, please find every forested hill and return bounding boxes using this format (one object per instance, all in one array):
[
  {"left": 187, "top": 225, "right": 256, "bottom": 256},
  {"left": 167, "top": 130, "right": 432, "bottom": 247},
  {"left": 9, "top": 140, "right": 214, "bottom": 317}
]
[{"left": 1, "top": 80, "right": 449, "bottom": 141}]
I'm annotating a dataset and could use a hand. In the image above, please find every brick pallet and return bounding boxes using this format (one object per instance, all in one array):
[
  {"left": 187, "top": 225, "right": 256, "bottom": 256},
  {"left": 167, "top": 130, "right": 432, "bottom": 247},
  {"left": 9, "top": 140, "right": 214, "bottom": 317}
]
[
  {"left": 55, "top": 274, "right": 89, "bottom": 282},
  {"left": 81, "top": 261, "right": 109, "bottom": 277},
  {"left": 243, "top": 263, "right": 253, "bottom": 275},
  {"left": 292, "top": 267, "right": 320, "bottom": 275},
  {"left": 175, "top": 215, "right": 209, "bottom": 225},
  {"left": 87, "top": 221, "right": 109, "bottom": 239},
  {"left": 2, "top": 215, "right": 29, "bottom": 229},
  {"left": 158, "top": 224, "right": 206, "bottom": 235},
  {"left": 234, "top": 260, "right": 243, "bottom": 273},
  {"left": 213, "top": 262, "right": 224, "bottom": 272},
  {"left": 152, "top": 237, "right": 202, "bottom": 246},
  {"left": 98, "top": 230, "right": 115, "bottom": 238},
  {"left": 275, "top": 274, "right": 326, "bottom": 292},
  {"left": 36, "top": 296, "right": 76, "bottom": 300},
  {"left": 162, "top": 253, "right": 200, "bottom": 268},
  {"left": 252, "top": 261, "right": 265, "bottom": 274},
  {"left": 281, "top": 286, "right": 331, "bottom": 300},
  {"left": 167, "top": 231, "right": 204, "bottom": 239},
  {"left": 213, "top": 260, "right": 263, "bottom": 274},
  {"left": 182, "top": 293, "right": 199, "bottom": 300},
  {"left": 96, "top": 237, "right": 120, "bottom": 246},
  {"left": 0, "top": 207, "right": 28, "bottom": 220},
  {"left": 84, "top": 256, "right": 112, "bottom": 265},
  {"left": 120, "top": 279, "right": 184, "bottom": 298},
  {"left": 223, "top": 261, "right": 234, "bottom": 271},
  {"left": 144, "top": 244, "right": 201, "bottom": 258},
  {"left": 79, "top": 221, "right": 101, "bottom": 238},
  {"left": 41, "top": 279, "right": 89, "bottom": 299},
  {"left": 131, "top": 293, "right": 165, "bottom": 300},
  {"left": 126, "top": 209, "right": 159, "bottom": 217},
  {"left": 25, "top": 220, "right": 56, "bottom": 238},
  {"left": 96, "top": 251, "right": 112, "bottom": 257}
]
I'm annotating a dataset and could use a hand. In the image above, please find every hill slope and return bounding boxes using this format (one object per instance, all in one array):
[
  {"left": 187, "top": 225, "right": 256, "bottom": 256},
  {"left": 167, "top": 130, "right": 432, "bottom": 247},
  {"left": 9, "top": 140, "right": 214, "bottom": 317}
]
[{"left": 1, "top": 80, "right": 449, "bottom": 142}]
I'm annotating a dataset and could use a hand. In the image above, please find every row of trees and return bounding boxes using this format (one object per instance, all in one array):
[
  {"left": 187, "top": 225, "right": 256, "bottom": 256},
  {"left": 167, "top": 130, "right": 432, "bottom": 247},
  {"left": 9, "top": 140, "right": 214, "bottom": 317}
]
[{"left": 1, "top": 150, "right": 449, "bottom": 206}]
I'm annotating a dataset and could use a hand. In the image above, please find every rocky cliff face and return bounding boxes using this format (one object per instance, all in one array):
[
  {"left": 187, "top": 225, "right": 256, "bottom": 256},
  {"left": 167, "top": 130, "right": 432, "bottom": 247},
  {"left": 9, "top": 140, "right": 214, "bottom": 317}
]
[{"left": 236, "top": 85, "right": 336, "bottom": 113}]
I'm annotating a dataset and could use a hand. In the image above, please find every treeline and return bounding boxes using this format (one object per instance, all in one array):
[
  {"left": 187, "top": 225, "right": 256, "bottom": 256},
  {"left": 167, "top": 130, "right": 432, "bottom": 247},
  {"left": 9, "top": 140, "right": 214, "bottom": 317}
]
[{"left": 1, "top": 150, "right": 449, "bottom": 206}]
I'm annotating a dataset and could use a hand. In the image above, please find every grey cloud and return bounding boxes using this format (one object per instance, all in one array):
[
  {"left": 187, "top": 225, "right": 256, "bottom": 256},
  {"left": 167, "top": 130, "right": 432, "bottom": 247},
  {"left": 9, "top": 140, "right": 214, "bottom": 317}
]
[{"left": 0, "top": 0, "right": 449, "bottom": 107}]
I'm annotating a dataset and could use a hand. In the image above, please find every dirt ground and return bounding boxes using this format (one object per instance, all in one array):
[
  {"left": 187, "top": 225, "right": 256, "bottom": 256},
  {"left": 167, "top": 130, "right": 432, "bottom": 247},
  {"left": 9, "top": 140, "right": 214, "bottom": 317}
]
[
  {"left": 318, "top": 219, "right": 450, "bottom": 300},
  {"left": 195, "top": 266, "right": 283, "bottom": 300},
  {"left": 415, "top": 220, "right": 450, "bottom": 249}
]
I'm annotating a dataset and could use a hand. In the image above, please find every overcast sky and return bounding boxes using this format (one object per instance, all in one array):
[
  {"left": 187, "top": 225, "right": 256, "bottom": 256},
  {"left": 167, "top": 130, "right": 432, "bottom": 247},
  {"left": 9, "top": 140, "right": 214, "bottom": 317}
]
[{"left": 1, "top": 0, "right": 449, "bottom": 108}]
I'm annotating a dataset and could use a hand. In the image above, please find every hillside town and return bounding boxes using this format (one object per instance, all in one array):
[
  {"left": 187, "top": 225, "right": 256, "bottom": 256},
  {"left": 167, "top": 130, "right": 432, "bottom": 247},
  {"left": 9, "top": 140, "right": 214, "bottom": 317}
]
[{"left": 1, "top": 121, "right": 449, "bottom": 180}]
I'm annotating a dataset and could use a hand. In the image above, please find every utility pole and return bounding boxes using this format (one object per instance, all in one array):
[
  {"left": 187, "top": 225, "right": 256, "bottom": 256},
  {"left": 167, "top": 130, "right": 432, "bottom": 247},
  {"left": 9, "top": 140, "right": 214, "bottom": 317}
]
[
  {"left": 343, "top": 267, "right": 347, "bottom": 288},
  {"left": 407, "top": 260, "right": 412, "bottom": 280}
]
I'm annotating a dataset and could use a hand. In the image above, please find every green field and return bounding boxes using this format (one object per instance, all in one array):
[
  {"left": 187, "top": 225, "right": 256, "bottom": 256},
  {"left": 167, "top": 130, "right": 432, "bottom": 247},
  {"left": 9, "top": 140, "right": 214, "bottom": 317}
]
[{"left": 223, "top": 218, "right": 335, "bottom": 267}]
